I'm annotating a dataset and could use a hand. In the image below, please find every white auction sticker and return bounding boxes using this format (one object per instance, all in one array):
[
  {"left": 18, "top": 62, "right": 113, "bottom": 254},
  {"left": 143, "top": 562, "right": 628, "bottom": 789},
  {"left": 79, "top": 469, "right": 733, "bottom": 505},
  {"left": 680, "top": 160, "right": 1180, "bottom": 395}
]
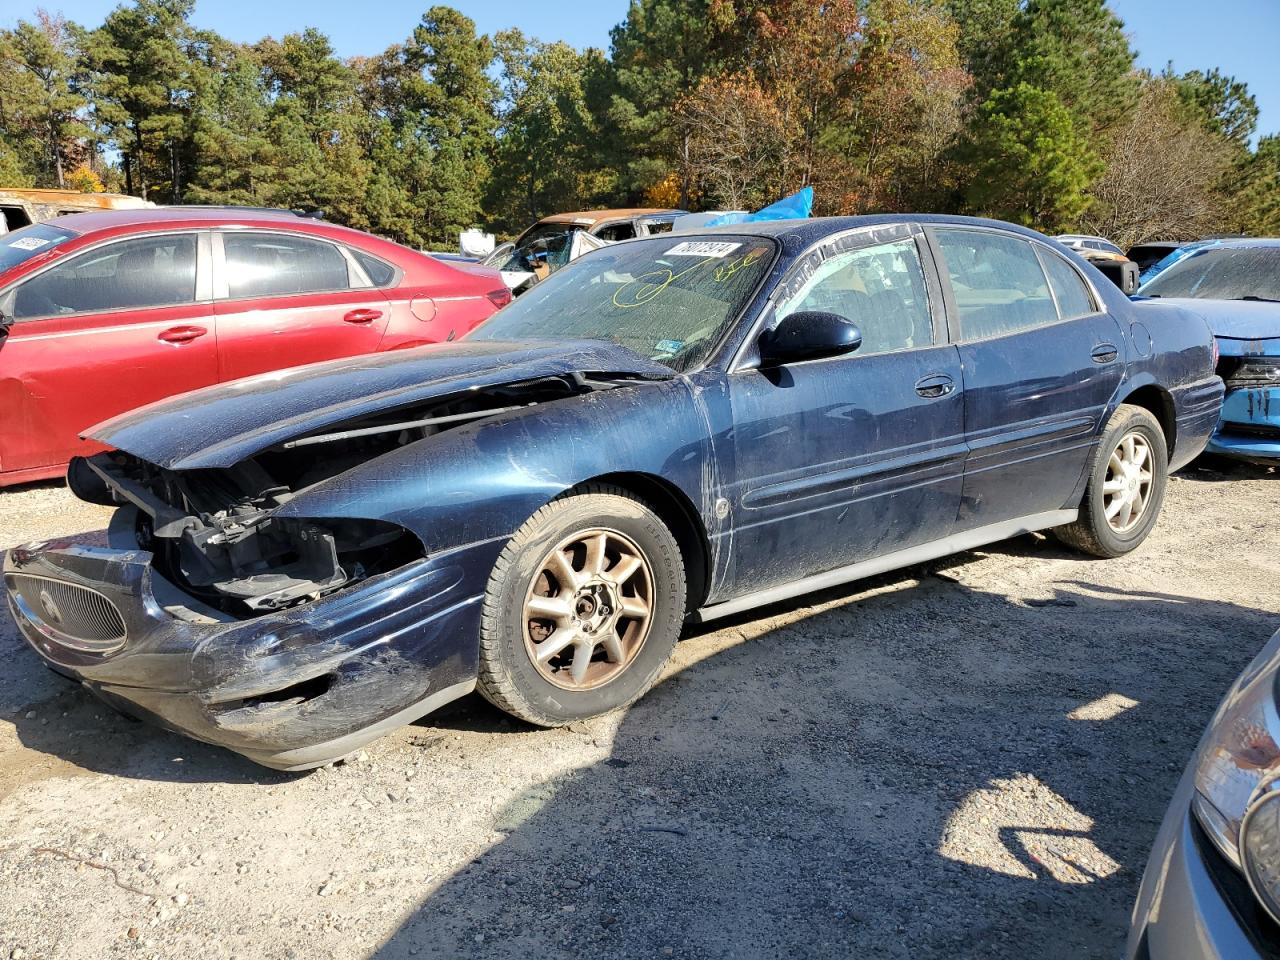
[
  {"left": 664, "top": 240, "right": 742, "bottom": 258},
  {"left": 9, "top": 236, "right": 50, "bottom": 250}
]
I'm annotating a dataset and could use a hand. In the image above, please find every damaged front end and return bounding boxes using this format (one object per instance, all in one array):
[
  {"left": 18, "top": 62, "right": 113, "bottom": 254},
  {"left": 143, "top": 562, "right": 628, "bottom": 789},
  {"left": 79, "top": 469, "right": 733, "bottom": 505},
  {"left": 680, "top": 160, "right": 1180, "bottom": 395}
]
[
  {"left": 5, "top": 365, "right": 650, "bottom": 768},
  {"left": 73, "top": 453, "right": 422, "bottom": 615}
]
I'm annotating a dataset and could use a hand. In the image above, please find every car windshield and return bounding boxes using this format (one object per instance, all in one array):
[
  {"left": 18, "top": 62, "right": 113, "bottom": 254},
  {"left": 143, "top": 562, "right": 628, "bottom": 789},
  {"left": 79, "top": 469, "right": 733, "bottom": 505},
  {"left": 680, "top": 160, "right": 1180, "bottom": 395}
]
[
  {"left": 469, "top": 235, "right": 775, "bottom": 371},
  {"left": 0, "top": 223, "right": 78, "bottom": 274},
  {"left": 1140, "top": 246, "right": 1280, "bottom": 301}
]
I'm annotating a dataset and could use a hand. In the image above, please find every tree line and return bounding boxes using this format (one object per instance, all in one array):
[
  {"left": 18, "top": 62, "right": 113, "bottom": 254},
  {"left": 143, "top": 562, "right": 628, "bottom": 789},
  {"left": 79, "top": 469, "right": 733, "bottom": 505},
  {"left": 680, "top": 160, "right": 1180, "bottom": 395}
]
[{"left": 1, "top": 0, "right": 1277, "bottom": 249}]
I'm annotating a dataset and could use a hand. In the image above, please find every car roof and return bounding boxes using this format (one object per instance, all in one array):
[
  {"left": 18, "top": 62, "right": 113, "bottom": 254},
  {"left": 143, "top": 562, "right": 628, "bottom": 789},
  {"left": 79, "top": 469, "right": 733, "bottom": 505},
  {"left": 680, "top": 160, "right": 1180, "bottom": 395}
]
[
  {"left": 1188, "top": 237, "right": 1280, "bottom": 249},
  {"left": 0, "top": 188, "right": 150, "bottom": 210},
  {"left": 683, "top": 214, "right": 1060, "bottom": 251},
  {"left": 48, "top": 207, "right": 322, "bottom": 231},
  {"left": 537, "top": 208, "right": 683, "bottom": 226}
]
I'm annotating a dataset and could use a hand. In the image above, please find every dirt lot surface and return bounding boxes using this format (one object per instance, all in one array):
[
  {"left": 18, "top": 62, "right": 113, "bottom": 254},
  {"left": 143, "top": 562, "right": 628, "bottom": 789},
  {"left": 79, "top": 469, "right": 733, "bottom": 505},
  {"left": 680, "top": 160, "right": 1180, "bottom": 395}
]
[{"left": 0, "top": 460, "right": 1277, "bottom": 960}]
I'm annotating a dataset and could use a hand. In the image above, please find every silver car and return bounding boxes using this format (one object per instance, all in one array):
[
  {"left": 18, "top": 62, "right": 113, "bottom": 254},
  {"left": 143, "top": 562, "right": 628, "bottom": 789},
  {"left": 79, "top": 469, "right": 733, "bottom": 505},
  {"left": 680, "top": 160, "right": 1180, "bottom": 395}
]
[{"left": 1130, "top": 625, "right": 1280, "bottom": 958}]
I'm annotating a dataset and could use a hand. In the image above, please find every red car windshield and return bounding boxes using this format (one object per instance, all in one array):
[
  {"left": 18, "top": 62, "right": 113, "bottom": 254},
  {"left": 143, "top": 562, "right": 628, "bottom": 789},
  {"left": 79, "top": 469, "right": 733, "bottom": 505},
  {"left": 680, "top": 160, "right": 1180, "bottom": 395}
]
[{"left": 0, "top": 223, "right": 78, "bottom": 274}]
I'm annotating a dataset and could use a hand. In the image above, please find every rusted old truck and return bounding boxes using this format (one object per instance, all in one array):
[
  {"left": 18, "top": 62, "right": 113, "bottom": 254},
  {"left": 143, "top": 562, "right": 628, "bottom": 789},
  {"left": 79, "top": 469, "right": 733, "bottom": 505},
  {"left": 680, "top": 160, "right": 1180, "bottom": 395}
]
[{"left": 0, "top": 188, "right": 153, "bottom": 233}]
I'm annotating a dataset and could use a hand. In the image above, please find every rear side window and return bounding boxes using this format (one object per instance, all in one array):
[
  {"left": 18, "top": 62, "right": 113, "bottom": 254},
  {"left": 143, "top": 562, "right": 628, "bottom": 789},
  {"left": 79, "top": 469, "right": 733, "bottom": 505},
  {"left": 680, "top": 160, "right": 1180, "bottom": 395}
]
[
  {"left": 352, "top": 249, "right": 397, "bottom": 287},
  {"left": 1039, "top": 249, "right": 1096, "bottom": 320},
  {"left": 777, "top": 238, "right": 934, "bottom": 355},
  {"left": 11, "top": 233, "right": 196, "bottom": 320},
  {"left": 224, "top": 233, "right": 350, "bottom": 298},
  {"left": 937, "top": 230, "right": 1058, "bottom": 340},
  {"left": 595, "top": 222, "right": 636, "bottom": 242}
]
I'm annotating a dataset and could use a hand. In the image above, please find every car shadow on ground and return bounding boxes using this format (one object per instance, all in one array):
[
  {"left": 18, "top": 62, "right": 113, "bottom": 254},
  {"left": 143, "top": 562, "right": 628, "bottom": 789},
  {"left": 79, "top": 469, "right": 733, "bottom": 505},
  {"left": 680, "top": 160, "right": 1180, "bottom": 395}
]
[
  {"left": 1177, "top": 456, "right": 1276, "bottom": 483},
  {"left": 4, "top": 533, "right": 1276, "bottom": 956},
  {"left": 359, "top": 541, "right": 1278, "bottom": 960}
]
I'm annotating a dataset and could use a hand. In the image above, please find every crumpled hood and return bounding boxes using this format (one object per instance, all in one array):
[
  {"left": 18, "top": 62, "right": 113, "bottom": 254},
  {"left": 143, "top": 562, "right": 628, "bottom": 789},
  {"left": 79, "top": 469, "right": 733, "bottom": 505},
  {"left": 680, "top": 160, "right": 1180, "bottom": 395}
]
[
  {"left": 1137, "top": 297, "right": 1280, "bottom": 341},
  {"left": 87, "top": 339, "right": 672, "bottom": 470}
]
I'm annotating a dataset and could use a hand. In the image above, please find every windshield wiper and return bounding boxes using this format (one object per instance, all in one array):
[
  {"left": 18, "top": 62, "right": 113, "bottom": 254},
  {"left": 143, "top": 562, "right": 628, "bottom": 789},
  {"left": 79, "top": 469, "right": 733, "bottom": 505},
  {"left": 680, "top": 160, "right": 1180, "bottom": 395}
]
[{"left": 1236, "top": 296, "right": 1280, "bottom": 303}]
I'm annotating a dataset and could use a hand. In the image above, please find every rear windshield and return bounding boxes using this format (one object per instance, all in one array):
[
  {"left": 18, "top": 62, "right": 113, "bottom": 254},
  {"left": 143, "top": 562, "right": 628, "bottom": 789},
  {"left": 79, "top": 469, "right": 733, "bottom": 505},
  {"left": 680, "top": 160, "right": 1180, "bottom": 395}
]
[
  {"left": 0, "top": 223, "right": 78, "bottom": 274},
  {"left": 1140, "top": 246, "right": 1280, "bottom": 301}
]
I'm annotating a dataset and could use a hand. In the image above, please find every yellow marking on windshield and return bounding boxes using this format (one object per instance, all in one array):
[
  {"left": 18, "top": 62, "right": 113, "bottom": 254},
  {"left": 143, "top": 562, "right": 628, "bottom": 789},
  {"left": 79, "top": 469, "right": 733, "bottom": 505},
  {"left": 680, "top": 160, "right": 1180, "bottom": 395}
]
[
  {"left": 612, "top": 257, "right": 718, "bottom": 309},
  {"left": 714, "top": 249, "right": 763, "bottom": 283}
]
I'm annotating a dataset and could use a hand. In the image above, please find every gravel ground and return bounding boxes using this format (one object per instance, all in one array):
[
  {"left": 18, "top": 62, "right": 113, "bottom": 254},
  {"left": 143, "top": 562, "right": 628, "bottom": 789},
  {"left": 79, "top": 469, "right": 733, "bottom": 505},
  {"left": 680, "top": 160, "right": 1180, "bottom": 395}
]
[{"left": 0, "top": 459, "right": 1277, "bottom": 960}]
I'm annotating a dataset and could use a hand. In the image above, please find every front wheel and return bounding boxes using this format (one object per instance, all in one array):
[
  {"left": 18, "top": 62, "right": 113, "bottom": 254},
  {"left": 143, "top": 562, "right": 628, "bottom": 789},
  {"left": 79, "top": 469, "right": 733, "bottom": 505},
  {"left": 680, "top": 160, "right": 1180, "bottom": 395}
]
[
  {"left": 1055, "top": 403, "right": 1169, "bottom": 558},
  {"left": 476, "top": 484, "right": 686, "bottom": 726}
]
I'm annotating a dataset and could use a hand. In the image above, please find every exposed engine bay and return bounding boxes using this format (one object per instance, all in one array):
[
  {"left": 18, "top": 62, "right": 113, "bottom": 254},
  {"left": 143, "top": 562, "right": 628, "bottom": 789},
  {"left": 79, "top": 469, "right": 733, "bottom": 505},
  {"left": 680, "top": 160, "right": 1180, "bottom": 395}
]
[{"left": 73, "top": 373, "right": 636, "bottom": 617}]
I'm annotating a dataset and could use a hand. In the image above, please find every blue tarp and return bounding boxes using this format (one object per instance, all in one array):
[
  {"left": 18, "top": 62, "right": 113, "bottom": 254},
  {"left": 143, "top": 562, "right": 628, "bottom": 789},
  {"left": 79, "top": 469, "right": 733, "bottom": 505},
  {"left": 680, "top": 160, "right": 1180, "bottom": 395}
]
[{"left": 705, "top": 187, "right": 813, "bottom": 227}]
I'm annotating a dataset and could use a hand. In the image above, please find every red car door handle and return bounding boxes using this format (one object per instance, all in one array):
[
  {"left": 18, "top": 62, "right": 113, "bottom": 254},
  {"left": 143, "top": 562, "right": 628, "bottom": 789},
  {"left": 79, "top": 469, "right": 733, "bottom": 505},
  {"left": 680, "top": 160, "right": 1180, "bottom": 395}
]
[
  {"left": 158, "top": 325, "right": 208, "bottom": 344},
  {"left": 344, "top": 309, "right": 383, "bottom": 324}
]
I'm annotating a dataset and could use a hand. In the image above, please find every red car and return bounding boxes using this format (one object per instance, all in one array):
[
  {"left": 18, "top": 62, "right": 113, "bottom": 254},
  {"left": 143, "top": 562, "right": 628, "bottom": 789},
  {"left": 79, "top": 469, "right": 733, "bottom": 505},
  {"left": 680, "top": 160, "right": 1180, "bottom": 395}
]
[{"left": 0, "top": 208, "right": 510, "bottom": 486}]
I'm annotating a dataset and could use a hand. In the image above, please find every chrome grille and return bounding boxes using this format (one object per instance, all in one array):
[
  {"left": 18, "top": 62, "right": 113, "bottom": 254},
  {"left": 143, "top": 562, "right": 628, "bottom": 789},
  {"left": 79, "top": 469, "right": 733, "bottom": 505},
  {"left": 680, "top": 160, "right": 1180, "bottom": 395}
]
[{"left": 8, "top": 574, "right": 127, "bottom": 653}]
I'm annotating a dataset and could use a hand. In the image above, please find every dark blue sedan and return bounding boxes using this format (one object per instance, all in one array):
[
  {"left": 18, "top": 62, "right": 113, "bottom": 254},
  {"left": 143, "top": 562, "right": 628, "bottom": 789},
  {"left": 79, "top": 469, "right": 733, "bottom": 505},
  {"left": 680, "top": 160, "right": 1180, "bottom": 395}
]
[{"left": 3, "top": 215, "right": 1224, "bottom": 769}]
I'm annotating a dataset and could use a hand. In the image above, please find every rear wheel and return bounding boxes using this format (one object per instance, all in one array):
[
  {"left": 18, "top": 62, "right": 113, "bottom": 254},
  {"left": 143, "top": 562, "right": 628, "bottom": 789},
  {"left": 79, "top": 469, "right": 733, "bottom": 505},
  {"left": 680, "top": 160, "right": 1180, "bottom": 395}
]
[
  {"left": 1055, "top": 404, "right": 1168, "bottom": 558},
  {"left": 476, "top": 484, "right": 685, "bottom": 726}
]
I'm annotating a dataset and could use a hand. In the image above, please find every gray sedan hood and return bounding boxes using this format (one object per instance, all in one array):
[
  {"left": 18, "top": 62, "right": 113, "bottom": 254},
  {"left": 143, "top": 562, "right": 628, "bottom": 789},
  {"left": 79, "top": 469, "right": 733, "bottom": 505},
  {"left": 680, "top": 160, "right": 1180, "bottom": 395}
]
[{"left": 87, "top": 339, "right": 672, "bottom": 470}]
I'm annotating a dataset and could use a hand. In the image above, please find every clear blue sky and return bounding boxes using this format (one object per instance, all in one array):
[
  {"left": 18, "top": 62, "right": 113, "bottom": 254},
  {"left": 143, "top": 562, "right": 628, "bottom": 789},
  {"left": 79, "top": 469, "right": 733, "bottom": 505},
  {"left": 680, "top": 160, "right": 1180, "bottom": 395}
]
[{"left": 9, "top": 0, "right": 1278, "bottom": 139}]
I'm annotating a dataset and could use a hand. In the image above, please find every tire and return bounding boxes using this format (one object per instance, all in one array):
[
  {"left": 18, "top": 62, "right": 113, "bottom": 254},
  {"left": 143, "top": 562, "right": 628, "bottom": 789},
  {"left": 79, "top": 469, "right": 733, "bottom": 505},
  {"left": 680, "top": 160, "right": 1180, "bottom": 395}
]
[
  {"left": 1055, "top": 403, "right": 1169, "bottom": 558},
  {"left": 476, "top": 484, "right": 686, "bottom": 726}
]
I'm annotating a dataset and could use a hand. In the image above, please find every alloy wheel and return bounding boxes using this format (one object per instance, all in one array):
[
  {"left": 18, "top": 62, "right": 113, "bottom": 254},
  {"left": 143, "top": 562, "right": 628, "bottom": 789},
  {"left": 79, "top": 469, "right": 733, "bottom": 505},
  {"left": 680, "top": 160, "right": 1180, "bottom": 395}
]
[
  {"left": 1102, "top": 431, "right": 1154, "bottom": 533},
  {"left": 522, "top": 528, "right": 654, "bottom": 690}
]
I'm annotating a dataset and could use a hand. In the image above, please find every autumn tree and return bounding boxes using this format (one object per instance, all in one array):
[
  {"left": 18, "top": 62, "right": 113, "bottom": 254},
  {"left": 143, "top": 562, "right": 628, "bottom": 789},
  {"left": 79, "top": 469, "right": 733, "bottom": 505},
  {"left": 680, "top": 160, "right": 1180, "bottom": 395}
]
[
  {"left": 822, "top": 0, "right": 971, "bottom": 213},
  {"left": 675, "top": 71, "right": 791, "bottom": 209},
  {"left": 1081, "top": 78, "right": 1235, "bottom": 246}
]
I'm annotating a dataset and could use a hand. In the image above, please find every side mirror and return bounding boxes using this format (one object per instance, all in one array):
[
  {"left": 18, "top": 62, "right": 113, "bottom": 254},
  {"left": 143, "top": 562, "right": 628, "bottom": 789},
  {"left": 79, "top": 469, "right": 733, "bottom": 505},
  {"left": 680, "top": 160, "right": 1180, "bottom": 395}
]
[{"left": 758, "top": 311, "right": 862, "bottom": 367}]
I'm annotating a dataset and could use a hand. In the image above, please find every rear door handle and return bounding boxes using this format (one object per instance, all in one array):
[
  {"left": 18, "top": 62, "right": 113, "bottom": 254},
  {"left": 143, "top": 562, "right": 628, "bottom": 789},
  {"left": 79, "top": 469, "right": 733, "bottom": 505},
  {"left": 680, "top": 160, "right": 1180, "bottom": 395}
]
[
  {"left": 343, "top": 308, "right": 383, "bottom": 324},
  {"left": 1092, "top": 343, "right": 1119, "bottom": 364},
  {"left": 158, "top": 325, "right": 207, "bottom": 345},
  {"left": 914, "top": 373, "right": 955, "bottom": 399}
]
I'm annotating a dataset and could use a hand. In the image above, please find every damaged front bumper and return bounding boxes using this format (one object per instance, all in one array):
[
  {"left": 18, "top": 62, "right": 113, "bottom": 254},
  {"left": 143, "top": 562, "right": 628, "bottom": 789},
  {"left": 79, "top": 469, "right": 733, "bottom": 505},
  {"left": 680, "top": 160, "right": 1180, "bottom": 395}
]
[
  {"left": 3, "top": 536, "right": 504, "bottom": 770},
  {"left": 1205, "top": 384, "right": 1280, "bottom": 462}
]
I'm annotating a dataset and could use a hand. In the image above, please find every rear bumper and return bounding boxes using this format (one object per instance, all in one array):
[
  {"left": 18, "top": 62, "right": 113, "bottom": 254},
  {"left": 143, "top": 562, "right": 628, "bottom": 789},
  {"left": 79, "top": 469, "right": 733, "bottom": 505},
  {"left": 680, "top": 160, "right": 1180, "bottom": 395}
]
[
  {"left": 3, "top": 536, "right": 504, "bottom": 769},
  {"left": 1170, "top": 376, "right": 1227, "bottom": 472},
  {"left": 1206, "top": 385, "right": 1280, "bottom": 462}
]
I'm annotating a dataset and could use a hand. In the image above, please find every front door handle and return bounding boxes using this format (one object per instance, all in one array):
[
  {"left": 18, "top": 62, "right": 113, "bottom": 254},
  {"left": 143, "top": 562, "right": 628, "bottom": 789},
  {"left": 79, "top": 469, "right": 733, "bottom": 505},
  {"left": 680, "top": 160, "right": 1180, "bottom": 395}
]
[
  {"left": 158, "top": 325, "right": 207, "bottom": 344},
  {"left": 914, "top": 373, "right": 955, "bottom": 399},
  {"left": 1092, "top": 343, "right": 1119, "bottom": 364},
  {"left": 343, "top": 308, "right": 383, "bottom": 324}
]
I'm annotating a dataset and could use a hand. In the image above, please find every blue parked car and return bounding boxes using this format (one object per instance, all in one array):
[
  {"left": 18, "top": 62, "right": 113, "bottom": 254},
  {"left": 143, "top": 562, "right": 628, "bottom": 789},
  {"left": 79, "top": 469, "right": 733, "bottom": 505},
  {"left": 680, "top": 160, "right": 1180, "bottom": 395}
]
[
  {"left": 3, "top": 215, "right": 1223, "bottom": 769},
  {"left": 1137, "top": 238, "right": 1280, "bottom": 464}
]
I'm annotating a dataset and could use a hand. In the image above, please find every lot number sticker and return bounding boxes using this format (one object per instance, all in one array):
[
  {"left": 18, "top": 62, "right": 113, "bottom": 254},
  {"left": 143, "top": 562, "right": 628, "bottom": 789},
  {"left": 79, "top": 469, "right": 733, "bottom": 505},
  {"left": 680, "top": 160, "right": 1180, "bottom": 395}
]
[
  {"left": 9, "top": 237, "right": 50, "bottom": 250},
  {"left": 664, "top": 241, "right": 741, "bottom": 258}
]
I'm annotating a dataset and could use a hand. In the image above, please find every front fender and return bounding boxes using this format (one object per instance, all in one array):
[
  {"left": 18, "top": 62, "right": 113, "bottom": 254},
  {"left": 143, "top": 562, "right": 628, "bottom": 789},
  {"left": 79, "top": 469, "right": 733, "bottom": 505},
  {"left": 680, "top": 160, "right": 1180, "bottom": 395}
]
[{"left": 275, "top": 377, "right": 726, "bottom": 556}]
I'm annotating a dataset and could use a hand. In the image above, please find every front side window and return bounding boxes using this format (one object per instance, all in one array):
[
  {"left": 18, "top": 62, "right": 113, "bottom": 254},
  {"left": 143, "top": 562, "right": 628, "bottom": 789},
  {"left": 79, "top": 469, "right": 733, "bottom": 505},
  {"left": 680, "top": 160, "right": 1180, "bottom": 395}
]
[
  {"left": 470, "top": 234, "right": 775, "bottom": 372},
  {"left": 776, "top": 238, "right": 934, "bottom": 355},
  {"left": 938, "top": 230, "right": 1058, "bottom": 340},
  {"left": 223, "top": 233, "right": 350, "bottom": 299},
  {"left": 10, "top": 233, "right": 196, "bottom": 319},
  {"left": 1039, "top": 249, "right": 1096, "bottom": 320}
]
